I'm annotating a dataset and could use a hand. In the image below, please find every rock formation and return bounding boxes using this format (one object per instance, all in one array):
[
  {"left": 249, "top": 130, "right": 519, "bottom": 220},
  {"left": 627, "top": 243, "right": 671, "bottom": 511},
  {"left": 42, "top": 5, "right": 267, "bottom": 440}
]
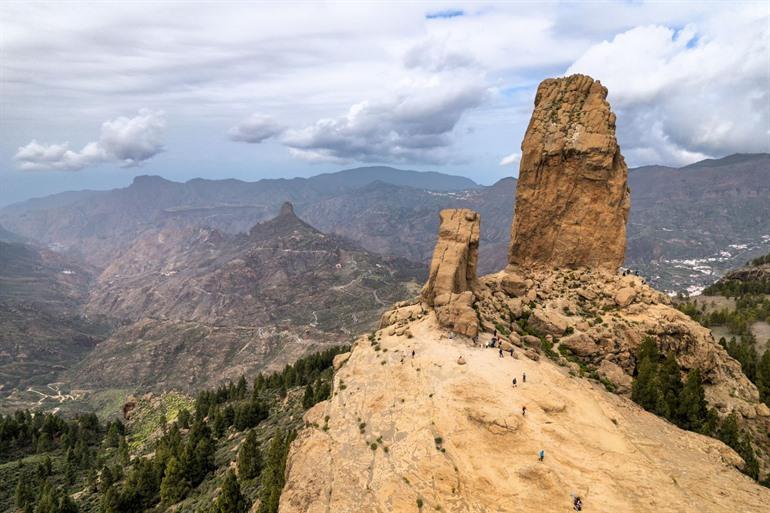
[
  {"left": 278, "top": 75, "right": 770, "bottom": 511},
  {"left": 420, "top": 209, "right": 480, "bottom": 337},
  {"left": 509, "top": 74, "right": 630, "bottom": 271},
  {"left": 279, "top": 315, "right": 770, "bottom": 513}
]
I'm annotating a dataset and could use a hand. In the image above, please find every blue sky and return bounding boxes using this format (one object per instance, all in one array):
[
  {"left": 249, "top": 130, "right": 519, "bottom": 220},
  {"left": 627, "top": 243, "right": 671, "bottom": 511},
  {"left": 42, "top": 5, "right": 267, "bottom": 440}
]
[{"left": 1, "top": 1, "right": 768, "bottom": 205}]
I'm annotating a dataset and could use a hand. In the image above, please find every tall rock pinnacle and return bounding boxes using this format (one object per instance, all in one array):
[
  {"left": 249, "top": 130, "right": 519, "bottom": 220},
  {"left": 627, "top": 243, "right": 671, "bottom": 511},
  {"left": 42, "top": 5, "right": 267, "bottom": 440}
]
[
  {"left": 508, "top": 74, "right": 631, "bottom": 271},
  {"left": 421, "top": 208, "right": 480, "bottom": 337}
]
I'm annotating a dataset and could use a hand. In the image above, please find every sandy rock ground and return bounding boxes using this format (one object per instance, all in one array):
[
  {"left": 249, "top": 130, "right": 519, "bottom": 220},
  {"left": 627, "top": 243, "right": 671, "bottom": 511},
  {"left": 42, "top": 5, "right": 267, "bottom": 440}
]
[{"left": 279, "top": 314, "right": 770, "bottom": 513}]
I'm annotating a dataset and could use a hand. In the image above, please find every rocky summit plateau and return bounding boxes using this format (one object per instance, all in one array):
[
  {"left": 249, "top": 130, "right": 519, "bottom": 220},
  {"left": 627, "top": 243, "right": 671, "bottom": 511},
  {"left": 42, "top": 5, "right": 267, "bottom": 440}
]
[{"left": 278, "top": 75, "right": 770, "bottom": 512}]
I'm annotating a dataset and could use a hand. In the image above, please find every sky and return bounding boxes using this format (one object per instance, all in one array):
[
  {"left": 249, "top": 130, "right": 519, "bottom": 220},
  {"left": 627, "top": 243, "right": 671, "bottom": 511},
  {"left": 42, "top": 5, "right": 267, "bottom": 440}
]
[{"left": 1, "top": 1, "right": 769, "bottom": 206}]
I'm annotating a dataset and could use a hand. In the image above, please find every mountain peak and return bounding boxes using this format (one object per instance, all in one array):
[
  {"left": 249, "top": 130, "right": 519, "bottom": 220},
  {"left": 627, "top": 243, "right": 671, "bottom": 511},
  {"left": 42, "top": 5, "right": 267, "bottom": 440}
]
[{"left": 279, "top": 201, "right": 295, "bottom": 217}]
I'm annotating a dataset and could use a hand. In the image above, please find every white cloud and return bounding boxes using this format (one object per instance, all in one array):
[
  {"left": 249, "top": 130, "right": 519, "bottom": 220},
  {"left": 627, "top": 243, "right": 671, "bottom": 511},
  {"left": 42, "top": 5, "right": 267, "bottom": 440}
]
[
  {"left": 14, "top": 109, "right": 165, "bottom": 171},
  {"left": 499, "top": 152, "right": 519, "bottom": 166},
  {"left": 228, "top": 114, "right": 284, "bottom": 143},
  {"left": 1, "top": 1, "right": 768, "bottom": 185},
  {"left": 567, "top": 7, "right": 770, "bottom": 165},
  {"left": 281, "top": 80, "right": 488, "bottom": 164}
]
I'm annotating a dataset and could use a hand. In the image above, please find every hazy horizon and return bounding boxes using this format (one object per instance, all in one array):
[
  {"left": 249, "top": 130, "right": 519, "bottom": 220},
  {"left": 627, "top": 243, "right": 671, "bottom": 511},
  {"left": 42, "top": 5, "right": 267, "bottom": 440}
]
[{"left": 1, "top": 1, "right": 768, "bottom": 206}]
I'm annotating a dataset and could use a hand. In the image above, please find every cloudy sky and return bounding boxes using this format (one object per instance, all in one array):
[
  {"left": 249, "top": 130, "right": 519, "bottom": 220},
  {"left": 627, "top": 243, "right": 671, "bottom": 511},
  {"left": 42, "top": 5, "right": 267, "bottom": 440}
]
[{"left": 1, "top": 1, "right": 768, "bottom": 205}]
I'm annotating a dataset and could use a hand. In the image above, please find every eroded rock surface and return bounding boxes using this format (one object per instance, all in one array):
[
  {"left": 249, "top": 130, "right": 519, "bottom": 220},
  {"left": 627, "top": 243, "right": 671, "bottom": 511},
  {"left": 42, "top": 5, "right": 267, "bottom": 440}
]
[
  {"left": 279, "top": 315, "right": 770, "bottom": 513},
  {"left": 509, "top": 74, "right": 630, "bottom": 271},
  {"left": 421, "top": 209, "right": 480, "bottom": 337}
]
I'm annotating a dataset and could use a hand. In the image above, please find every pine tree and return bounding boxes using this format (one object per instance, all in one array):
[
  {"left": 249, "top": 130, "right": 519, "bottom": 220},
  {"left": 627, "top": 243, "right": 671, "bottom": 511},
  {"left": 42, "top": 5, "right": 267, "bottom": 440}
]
[
  {"left": 238, "top": 430, "right": 262, "bottom": 480},
  {"left": 677, "top": 369, "right": 709, "bottom": 432},
  {"left": 213, "top": 470, "right": 249, "bottom": 513},
  {"left": 631, "top": 358, "right": 659, "bottom": 412},
  {"left": 656, "top": 352, "right": 683, "bottom": 421},
  {"left": 756, "top": 349, "right": 770, "bottom": 406},
  {"left": 15, "top": 479, "right": 33, "bottom": 510},
  {"left": 160, "top": 456, "right": 190, "bottom": 505},
  {"left": 302, "top": 384, "right": 314, "bottom": 409},
  {"left": 637, "top": 337, "right": 660, "bottom": 366}
]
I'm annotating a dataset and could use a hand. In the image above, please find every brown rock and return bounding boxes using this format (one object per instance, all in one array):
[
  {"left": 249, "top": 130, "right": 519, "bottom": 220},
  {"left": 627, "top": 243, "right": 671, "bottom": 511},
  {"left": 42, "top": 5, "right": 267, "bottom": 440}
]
[
  {"left": 422, "top": 209, "right": 481, "bottom": 337},
  {"left": 615, "top": 287, "right": 637, "bottom": 307},
  {"left": 529, "top": 308, "right": 568, "bottom": 336},
  {"left": 508, "top": 74, "right": 630, "bottom": 271},
  {"left": 597, "top": 360, "right": 633, "bottom": 394},
  {"left": 560, "top": 333, "right": 600, "bottom": 357},
  {"left": 332, "top": 352, "right": 351, "bottom": 371},
  {"left": 499, "top": 272, "right": 528, "bottom": 296}
]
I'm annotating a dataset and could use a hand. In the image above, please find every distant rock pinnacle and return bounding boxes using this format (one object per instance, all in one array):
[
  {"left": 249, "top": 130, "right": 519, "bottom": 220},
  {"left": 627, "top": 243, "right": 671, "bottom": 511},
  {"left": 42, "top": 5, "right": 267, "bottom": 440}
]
[
  {"left": 508, "top": 74, "right": 630, "bottom": 271},
  {"left": 280, "top": 201, "right": 295, "bottom": 216}
]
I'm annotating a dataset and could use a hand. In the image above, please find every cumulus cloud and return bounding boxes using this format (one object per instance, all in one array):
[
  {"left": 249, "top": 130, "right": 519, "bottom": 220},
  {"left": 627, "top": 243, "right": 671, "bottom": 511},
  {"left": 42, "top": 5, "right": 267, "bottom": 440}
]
[
  {"left": 567, "top": 10, "right": 770, "bottom": 165},
  {"left": 14, "top": 109, "right": 165, "bottom": 171},
  {"left": 228, "top": 114, "right": 285, "bottom": 143},
  {"left": 282, "top": 81, "right": 488, "bottom": 164},
  {"left": 499, "top": 152, "right": 519, "bottom": 166}
]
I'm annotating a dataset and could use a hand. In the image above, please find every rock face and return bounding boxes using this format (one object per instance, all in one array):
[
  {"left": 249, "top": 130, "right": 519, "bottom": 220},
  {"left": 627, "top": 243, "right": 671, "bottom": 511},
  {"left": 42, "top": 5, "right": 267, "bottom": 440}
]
[
  {"left": 421, "top": 209, "right": 480, "bottom": 337},
  {"left": 509, "top": 74, "right": 630, "bottom": 271},
  {"left": 279, "top": 315, "right": 770, "bottom": 513}
]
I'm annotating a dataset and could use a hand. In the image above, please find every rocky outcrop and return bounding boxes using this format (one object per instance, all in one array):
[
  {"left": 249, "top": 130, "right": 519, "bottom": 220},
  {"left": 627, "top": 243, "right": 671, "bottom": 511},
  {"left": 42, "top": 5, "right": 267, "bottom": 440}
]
[
  {"left": 474, "top": 267, "right": 770, "bottom": 473},
  {"left": 279, "top": 316, "right": 770, "bottom": 513},
  {"left": 509, "top": 74, "right": 630, "bottom": 271},
  {"left": 420, "top": 209, "right": 480, "bottom": 337}
]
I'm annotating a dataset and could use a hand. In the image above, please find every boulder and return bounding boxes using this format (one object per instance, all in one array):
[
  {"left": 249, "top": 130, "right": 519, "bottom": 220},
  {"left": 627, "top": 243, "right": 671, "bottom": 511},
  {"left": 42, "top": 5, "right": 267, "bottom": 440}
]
[
  {"left": 499, "top": 272, "right": 528, "bottom": 297},
  {"left": 559, "top": 333, "right": 600, "bottom": 357},
  {"left": 597, "top": 360, "right": 633, "bottom": 394},
  {"left": 522, "top": 335, "right": 541, "bottom": 351},
  {"left": 508, "top": 74, "right": 630, "bottom": 271},
  {"left": 528, "top": 308, "right": 568, "bottom": 336},
  {"left": 615, "top": 287, "right": 636, "bottom": 307}
]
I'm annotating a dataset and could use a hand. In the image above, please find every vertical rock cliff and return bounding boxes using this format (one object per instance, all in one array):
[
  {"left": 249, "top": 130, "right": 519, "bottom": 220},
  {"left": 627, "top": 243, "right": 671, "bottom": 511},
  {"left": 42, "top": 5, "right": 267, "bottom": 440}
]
[
  {"left": 509, "top": 74, "right": 630, "bottom": 271},
  {"left": 420, "top": 209, "right": 480, "bottom": 337}
]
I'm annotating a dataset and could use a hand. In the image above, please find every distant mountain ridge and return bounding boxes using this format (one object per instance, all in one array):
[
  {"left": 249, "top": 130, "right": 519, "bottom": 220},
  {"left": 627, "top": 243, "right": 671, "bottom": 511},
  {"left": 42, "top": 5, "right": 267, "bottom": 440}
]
[{"left": 1, "top": 154, "right": 768, "bottom": 293}]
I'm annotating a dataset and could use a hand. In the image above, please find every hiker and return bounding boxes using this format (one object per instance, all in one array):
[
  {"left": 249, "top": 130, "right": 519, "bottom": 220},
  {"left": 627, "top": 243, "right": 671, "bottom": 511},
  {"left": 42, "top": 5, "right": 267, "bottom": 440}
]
[
  {"left": 411, "top": 350, "right": 415, "bottom": 358},
  {"left": 538, "top": 449, "right": 544, "bottom": 462},
  {"left": 522, "top": 405, "right": 526, "bottom": 416},
  {"left": 573, "top": 496, "right": 583, "bottom": 511},
  {"left": 509, "top": 347, "right": 514, "bottom": 357},
  {"left": 512, "top": 377, "right": 517, "bottom": 387},
  {"left": 499, "top": 348, "right": 504, "bottom": 358},
  {"left": 522, "top": 372, "right": 526, "bottom": 383}
]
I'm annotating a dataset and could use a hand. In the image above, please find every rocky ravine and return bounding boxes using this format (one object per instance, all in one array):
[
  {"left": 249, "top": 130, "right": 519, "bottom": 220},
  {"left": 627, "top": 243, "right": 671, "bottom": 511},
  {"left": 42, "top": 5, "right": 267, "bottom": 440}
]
[{"left": 278, "top": 75, "right": 770, "bottom": 512}]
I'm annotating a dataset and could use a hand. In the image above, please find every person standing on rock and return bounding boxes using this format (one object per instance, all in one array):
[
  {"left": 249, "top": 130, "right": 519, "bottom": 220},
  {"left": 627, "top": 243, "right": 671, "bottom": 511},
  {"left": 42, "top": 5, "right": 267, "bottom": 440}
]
[
  {"left": 512, "top": 377, "right": 517, "bottom": 387},
  {"left": 522, "top": 372, "right": 526, "bottom": 383},
  {"left": 499, "top": 348, "right": 504, "bottom": 358},
  {"left": 412, "top": 349, "right": 415, "bottom": 358},
  {"left": 522, "top": 405, "right": 526, "bottom": 416},
  {"left": 538, "top": 449, "right": 544, "bottom": 462}
]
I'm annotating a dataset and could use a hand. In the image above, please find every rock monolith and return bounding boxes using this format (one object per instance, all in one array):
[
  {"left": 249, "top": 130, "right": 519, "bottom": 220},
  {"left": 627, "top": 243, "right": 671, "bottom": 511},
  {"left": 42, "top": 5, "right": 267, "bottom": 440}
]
[
  {"left": 509, "top": 74, "right": 630, "bottom": 271},
  {"left": 421, "top": 209, "right": 480, "bottom": 337}
]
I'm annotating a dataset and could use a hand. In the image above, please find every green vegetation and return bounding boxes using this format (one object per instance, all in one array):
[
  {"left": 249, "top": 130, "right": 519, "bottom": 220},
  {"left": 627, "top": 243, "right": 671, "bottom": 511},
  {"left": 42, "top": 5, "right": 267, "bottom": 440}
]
[
  {"left": 0, "top": 345, "right": 348, "bottom": 513},
  {"left": 677, "top": 281, "right": 770, "bottom": 408},
  {"left": 630, "top": 337, "right": 760, "bottom": 480}
]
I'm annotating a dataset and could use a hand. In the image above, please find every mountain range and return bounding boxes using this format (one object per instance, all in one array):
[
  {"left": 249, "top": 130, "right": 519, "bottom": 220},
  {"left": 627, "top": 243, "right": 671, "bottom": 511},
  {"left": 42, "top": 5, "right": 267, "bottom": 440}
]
[{"left": 2, "top": 155, "right": 768, "bottom": 294}]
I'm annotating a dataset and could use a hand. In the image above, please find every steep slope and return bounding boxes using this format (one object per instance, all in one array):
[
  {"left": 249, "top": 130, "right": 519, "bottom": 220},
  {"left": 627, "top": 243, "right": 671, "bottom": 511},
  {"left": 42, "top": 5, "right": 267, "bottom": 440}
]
[
  {"left": 72, "top": 204, "right": 424, "bottom": 391},
  {"left": 0, "top": 241, "right": 108, "bottom": 406},
  {"left": 281, "top": 316, "right": 770, "bottom": 513}
]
